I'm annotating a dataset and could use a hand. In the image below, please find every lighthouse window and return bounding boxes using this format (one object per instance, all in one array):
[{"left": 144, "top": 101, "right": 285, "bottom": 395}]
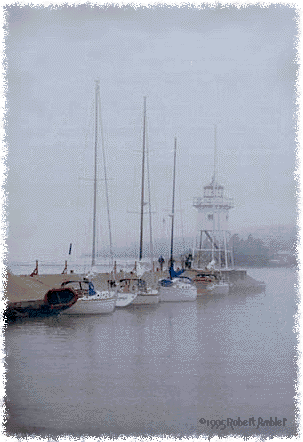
[{"left": 208, "top": 214, "right": 213, "bottom": 220}]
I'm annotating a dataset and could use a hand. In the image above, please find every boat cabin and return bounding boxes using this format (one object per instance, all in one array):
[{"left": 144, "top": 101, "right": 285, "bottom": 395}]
[
  {"left": 61, "top": 280, "right": 95, "bottom": 297},
  {"left": 119, "top": 278, "right": 146, "bottom": 292}
]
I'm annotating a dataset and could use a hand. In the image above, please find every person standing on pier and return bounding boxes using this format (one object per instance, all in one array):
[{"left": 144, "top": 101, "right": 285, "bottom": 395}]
[{"left": 158, "top": 256, "right": 165, "bottom": 271}]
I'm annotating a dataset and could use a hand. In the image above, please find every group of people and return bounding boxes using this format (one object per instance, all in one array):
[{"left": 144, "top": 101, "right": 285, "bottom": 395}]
[{"left": 157, "top": 253, "right": 193, "bottom": 271}]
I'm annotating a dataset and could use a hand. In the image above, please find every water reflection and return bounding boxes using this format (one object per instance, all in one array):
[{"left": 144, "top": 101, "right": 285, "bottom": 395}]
[{"left": 5, "top": 268, "right": 297, "bottom": 438}]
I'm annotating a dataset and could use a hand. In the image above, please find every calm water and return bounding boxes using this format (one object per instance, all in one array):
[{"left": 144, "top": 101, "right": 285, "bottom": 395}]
[{"left": 5, "top": 268, "right": 298, "bottom": 438}]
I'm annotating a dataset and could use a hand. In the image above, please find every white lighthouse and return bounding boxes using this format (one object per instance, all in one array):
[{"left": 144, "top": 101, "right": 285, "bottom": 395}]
[{"left": 193, "top": 125, "right": 234, "bottom": 270}]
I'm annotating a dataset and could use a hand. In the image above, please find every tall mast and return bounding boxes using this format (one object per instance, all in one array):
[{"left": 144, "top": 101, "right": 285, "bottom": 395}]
[
  {"left": 146, "top": 124, "right": 154, "bottom": 271},
  {"left": 170, "top": 137, "right": 177, "bottom": 268},
  {"left": 98, "top": 90, "right": 114, "bottom": 266},
  {"left": 92, "top": 80, "right": 99, "bottom": 267},
  {"left": 179, "top": 184, "right": 186, "bottom": 254},
  {"left": 214, "top": 123, "right": 217, "bottom": 183},
  {"left": 139, "top": 97, "right": 146, "bottom": 261},
  {"left": 212, "top": 124, "right": 216, "bottom": 262}
]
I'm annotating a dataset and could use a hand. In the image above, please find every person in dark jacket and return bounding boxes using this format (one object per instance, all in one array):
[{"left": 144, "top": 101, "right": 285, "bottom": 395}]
[
  {"left": 188, "top": 252, "right": 193, "bottom": 269},
  {"left": 185, "top": 256, "right": 189, "bottom": 269},
  {"left": 158, "top": 255, "right": 165, "bottom": 271}
]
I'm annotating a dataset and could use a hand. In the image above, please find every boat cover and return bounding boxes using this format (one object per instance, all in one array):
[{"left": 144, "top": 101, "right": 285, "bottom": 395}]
[
  {"left": 169, "top": 264, "right": 185, "bottom": 279},
  {"left": 6, "top": 272, "right": 81, "bottom": 303}
]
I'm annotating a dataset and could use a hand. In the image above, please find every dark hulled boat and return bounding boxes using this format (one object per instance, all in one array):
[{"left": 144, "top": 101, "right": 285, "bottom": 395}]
[{"left": 4, "top": 271, "right": 78, "bottom": 321}]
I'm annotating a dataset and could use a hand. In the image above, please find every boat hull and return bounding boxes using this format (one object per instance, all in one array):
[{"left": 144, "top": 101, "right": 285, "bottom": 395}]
[
  {"left": 195, "top": 281, "right": 213, "bottom": 296},
  {"left": 116, "top": 293, "right": 137, "bottom": 307},
  {"left": 159, "top": 279, "right": 197, "bottom": 302},
  {"left": 62, "top": 293, "right": 116, "bottom": 315},
  {"left": 131, "top": 291, "right": 159, "bottom": 305},
  {"left": 5, "top": 281, "right": 78, "bottom": 321},
  {"left": 115, "top": 278, "right": 159, "bottom": 306},
  {"left": 5, "top": 301, "right": 73, "bottom": 320}
]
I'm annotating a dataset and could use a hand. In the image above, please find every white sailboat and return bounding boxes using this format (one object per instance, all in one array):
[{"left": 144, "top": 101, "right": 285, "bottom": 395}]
[
  {"left": 158, "top": 138, "right": 197, "bottom": 302},
  {"left": 116, "top": 276, "right": 154, "bottom": 307},
  {"left": 115, "top": 290, "right": 138, "bottom": 307},
  {"left": 205, "top": 261, "right": 229, "bottom": 296},
  {"left": 191, "top": 271, "right": 228, "bottom": 296},
  {"left": 61, "top": 279, "right": 116, "bottom": 314},
  {"left": 192, "top": 272, "right": 215, "bottom": 295},
  {"left": 117, "top": 97, "right": 159, "bottom": 306},
  {"left": 132, "top": 96, "right": 159, "bottom": 305},
  {"left": 130, "top": 263, "right": 159, "bottom": 305},
  {"left": 63, "top": 81, "right": 117, "bottom": 315}
]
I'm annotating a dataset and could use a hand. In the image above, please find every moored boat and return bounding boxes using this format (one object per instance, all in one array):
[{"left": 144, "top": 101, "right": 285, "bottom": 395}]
[
  {"left": 123, "top": 97, "right": 160, "bottom": 305},
  {"left": 192, "top": 272, "right": 216, "bottom": 295},
  {"left": 61, "top": 279, "right": 117, "bottom": 315},
  {"left": 61, "top": 80, "right": 117, "bottom": 317},
  {"left": 116, "top": 295, "right": 138, "bottom": 307},
  {"left": 159, "top": 276, "right": 197, "bottom": 302},
  {"left": 115, "top": 278, "right": 138, "bottom": 307},
  {"left": 61, "top": 292, "right": 116, "bottom": 315},
  {"left": 115, "top": 279, "right": 138, "bottom": 306},
  {"left": 192, "top": 271, "right": 229, "bottom": 295},
  {"left": 118, "top": 277, "right": 159, "bottom": 305},
  {"left": 132, "top": 287, "right": 159, "bottom": 305},
  {"left": 158, "top": 138, "right": 197, "bottom": 302},
  {"left": 5, "top": 271, "right": 78, "bottom": 320}
]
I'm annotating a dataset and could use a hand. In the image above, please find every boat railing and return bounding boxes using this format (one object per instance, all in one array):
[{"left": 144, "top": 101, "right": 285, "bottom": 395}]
[{"left": 193, "top": 196, "right": 234, "bottom": 208}]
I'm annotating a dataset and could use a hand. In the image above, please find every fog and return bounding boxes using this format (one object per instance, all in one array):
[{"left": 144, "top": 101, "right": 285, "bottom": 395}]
[{"left": 4, "top": 4, "right": 298, "bottom": 263}]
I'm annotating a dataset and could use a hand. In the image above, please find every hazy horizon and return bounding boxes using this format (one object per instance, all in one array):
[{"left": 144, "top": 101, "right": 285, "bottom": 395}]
[{"left": 7, "top": 221, "right": 296, "bottom": 265}]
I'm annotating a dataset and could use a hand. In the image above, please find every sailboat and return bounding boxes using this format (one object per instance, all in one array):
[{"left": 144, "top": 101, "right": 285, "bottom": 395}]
[
  {"left": 116, "top": 97, "right": 159, "bottom": 305},
  {"left": 158, "top": 138, "right": 197, "bottom": 302},
  {"left": 61, "top": 278, "right": 117, "bottom": 314},
  {"left": 63, "top": 80, "right": 117, "bottom": 315}
]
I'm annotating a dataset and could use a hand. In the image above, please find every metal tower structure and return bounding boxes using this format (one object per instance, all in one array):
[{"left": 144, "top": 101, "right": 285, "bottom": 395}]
[{"left": 193, "top": 125, "right": 234, "bottom": 270}]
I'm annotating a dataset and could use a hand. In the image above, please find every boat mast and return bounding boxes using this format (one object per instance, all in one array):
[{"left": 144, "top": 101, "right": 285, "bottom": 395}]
[
  {"left": 170, "top": 137, "right": 177, "bottom": 270},
  {"left": 146, "top": 124, "right": 154, "bottom": 272},
  {"left": 92, "top": 80, "right": 99, "bottom": 267},
  {"left": 97, "top": 89, "right": 114, "bottom": 267},
  {"left": 179, "top": 184, "right": 186, "bottom": 260},
  {"left": 214, "top": 123, "right": 218, "bottom": 183},
  {"left": 139, "top": 96, "right": 146, "bottom": 262},
  {"left": 212, "top": 124, "right": 217, "bottom": 263}
]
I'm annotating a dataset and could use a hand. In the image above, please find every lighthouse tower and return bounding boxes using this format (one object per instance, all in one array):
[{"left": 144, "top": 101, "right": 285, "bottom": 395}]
[{"left": 193, "top": 125, "right": 234, "bottom": 269}]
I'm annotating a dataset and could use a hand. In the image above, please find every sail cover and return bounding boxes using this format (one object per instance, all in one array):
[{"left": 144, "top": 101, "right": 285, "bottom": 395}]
[{"left": 169, "top": 264, "right": 185, "bottom": 279}]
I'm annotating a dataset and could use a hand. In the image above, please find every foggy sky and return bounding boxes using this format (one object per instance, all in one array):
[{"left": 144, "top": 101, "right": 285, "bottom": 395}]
[{"left": 4, "top": 4, "right": 298, "bottom": 262}]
